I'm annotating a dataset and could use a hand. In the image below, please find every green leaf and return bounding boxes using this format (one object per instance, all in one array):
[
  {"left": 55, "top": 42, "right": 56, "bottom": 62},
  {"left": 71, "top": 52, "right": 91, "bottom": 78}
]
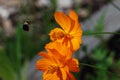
[
  {"left": 92, "top": 48, "right": 107, "bottom": 61},
  {"left": 0, "top": 47, "right": 15, "bottom": 80},
  {"left": 94, "top": 11, "right": 106, "bottom": 32},
  {"left": 106, "top": 52, "right": 114, "bottom": 66}
]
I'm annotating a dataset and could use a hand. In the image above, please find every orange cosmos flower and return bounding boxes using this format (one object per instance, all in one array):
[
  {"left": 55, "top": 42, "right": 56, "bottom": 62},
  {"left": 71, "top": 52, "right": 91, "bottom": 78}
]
[
  {"left": 36, "top": 45, "right": 80, "bottom": 80},
  {"left": 45, "top": 41, "right": 73, "bottom": 56},
  {"left": 49, "top": 10, "right": 82, "bottom": 51}
]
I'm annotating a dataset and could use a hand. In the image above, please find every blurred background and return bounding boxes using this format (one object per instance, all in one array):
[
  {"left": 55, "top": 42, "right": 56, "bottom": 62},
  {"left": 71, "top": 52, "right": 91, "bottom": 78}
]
[{"left": 0, "top": 0, "right": 120, "bottom": 80}]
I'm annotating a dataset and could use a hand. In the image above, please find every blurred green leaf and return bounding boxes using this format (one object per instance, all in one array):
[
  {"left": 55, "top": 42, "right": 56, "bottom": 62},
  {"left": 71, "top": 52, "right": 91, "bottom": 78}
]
[
  {"left": 15, "top": 25, "right": 22, "bottom": 80},
  {"left": 95, "top": 63, "right": 108, "bottom": 80},
  {"left": 51, "top": 0, "right": 57, "bottom": 11},
  {"left": 106, "top": 52, "right": 114, "bottom": 66},
  {"left": 116, "top": 59, "right": 120, "bottom": 66},
  {"left": 21, "top": 60, "right": 28, "bottom": 80},
  {"left": 94, "top": 11, "right": 106, "bottom": 32},
  {"left": 92, "top": 48, "right": 107, "bottom": 61},
  {"left": 0, "top": 47, "right": 15, "bottom": 80}
]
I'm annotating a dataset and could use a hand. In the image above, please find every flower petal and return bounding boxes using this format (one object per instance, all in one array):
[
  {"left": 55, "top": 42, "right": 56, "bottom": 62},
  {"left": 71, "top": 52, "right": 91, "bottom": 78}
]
[
  {"left": 70, "top": 23, "right": 82, "bottom": 36},
  {"left": 60, "top": 68, "right": 67, "bottom": 80},
  {"left": 38, "top": 51, "right": 55, "bottom": 62},
  {"left": 67, "top": 58, "right": 80, "bottom": 72},
  {"left": 68, "top": 10, "right": 82, "bottom": 36},
  {"left": 54, "top": 11, "right": 72, "bottom": 33},
  {"left": 46, "top": 41, "right": 73, "bottom": 59},
  {"left": 69, "top": 10, "right": 78, "bottom": 21},
  {"left": 67, "top": 72, "right": 76, "bottom": 80},
  {"left": 64, "top": 66, "right": 76, "bottom": 80},
  {"left": 71, "top": 37, "right": 81, "bottom": 51},
  {"left": 43, "top": 71, "right": 60, "bottom": 80},
  {"left": 36, "top": 58, "right": 51, "bottom": 71},
  {"left": 38, "top": 51, "right": 49, "bottom": 59},
  {"left": 37, "top": 52, "right": 58, "bottom": 72},
  {"left": 49, "top": 28, "right": 65, "bottom": 41}
]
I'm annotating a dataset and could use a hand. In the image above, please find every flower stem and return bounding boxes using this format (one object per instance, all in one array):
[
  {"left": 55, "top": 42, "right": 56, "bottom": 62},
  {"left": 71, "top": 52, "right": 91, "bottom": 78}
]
[
  {"left": 80, "top": 63, "right": 105, "bottom": 70},
  {"left": 83, "top": 32, "right": 120, "bottom": 35},
  {"left": 80, "top": 63, "right": 120, "bottom": 78}
]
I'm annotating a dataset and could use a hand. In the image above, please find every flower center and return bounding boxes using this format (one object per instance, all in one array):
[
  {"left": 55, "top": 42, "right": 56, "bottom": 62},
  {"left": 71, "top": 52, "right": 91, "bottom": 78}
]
[
  {"left": 47, "top": 65, "right": 59, "bottom": 73},
  {"left": 65, "top": 34, "right": 73, "bottom": 39},
  {"left": 49, "top": 28, "right": 74, "bottom": 41},
  {"left": 49, "top": 28, "right": 65, "bottom": 41}
]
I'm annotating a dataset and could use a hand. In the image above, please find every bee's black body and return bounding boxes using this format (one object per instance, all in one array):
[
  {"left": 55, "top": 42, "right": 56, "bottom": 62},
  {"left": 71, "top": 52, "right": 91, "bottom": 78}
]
[{"left": 23, "top": 21, "right": 29, "bottom": 31}]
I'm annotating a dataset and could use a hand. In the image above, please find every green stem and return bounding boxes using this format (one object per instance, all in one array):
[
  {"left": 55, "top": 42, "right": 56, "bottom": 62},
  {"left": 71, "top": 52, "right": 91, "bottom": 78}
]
[
  {"left": 83, "top": 32, "right": 120, "bottom": 35},
  {"left": 80, "top": 63, "right": 120, "bottom": 78},
  {"left": 21, "top": 60, "right": 28, "bottom": 80},
  {"left": 51, "top": 0, "right": 57, "bottom": 11},
  {"left": 80, "top": 63, "right": 105, "bottom": 70},
  {"left": 16, "top": 25, "right": 22, "bottom": 80}
]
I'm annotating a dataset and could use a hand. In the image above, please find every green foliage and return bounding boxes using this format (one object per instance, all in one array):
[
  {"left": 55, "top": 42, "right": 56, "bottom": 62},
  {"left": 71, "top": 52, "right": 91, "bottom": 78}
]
[
  {"left": 94, "top": 12, "right": 106, "bottom": 32},
  {"left": 79, "top": 45, "right": 120, "bottom": 80},
  {"left": 1, "top": 4, "right": 55, "bottom": 80},
  {"left": 93, "top": 49, "right": 114, "bottom": 80},
  {"left": 92, "top": 48, "right": 107, "bottom": 61},
  {"left": 2, "top": 23, "right": 48, "bottom": 80},
  {"left": 82, "top": 10, "right": 120, "bottom": 79},
  {"left": 0, "top": 47, "right": 15, "bottom": 80}
]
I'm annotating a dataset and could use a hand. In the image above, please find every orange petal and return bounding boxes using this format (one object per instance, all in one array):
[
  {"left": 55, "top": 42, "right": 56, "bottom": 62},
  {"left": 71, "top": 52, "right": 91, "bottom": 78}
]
[
  {"left": 45, "top": 41, "right": 64, "bottom": 51},
  {"left": 48, "top": 49, "right": 64, "bottom": 65},
  {"left": 60, "top": 68, "right": 67, "bottom": 80},
  {"left": 46, "top": 41, "right": 73, "bottom": 59},
  {"left": 71, "top": 38, "right": 81, "bottom": 51},
  {"left": 69, "top": 10, "right": 78, "bottom": 21},
  {"left": 45, "top": 42, "right": 64, "bottom": 57},
  {"left": 36, "top": 58, "right": 51, "bottom": 72},
  {"left": 43, "top": 71, "right": 60, "bottom": 80},
  {"left": 54, "top": 11, "right": 72, "bottom": 33},
  {"left": 64, "top": 66, "right": 76, "bottom": 80},
  {"left": 69, "top": 10, "right": 82, "bottom": 36},
  {"left": 38, "top": 51, "right": 57, "bottom": 65},
  {"left": 67, "top": 72, "right": 76, "bottom": 80},
  {"left": 38, "top": 51, "right": 53, "bottom": 60},
  {"left": 70, "top": 22, "right": 82, "bottom": 36},
  {"left": 71, "top": 27, "right": 82, "bottom": 37},
  {"left": 67, "top": 58, "right": 80, "bottom": 72}
]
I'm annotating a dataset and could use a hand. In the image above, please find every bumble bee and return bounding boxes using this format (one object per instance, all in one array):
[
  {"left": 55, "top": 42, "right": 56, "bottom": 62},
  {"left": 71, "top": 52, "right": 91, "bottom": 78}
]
[{"left": 22, "top": 21, "right": 30, "bottom": 32}]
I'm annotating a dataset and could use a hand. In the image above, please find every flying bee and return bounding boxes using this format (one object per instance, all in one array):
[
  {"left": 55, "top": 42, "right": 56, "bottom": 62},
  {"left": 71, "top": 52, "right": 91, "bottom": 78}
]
[{"left": 22, "top": 21, "right": 30, "bottom": 32}]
